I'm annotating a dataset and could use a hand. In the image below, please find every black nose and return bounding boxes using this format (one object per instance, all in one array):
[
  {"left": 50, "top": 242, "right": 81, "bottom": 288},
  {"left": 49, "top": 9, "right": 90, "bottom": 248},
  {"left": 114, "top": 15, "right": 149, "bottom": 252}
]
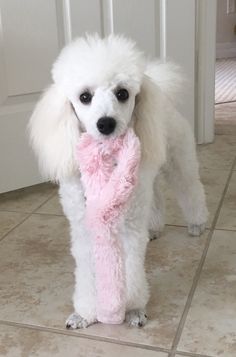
[{"left": 97, "top": 117, "right": 116, "bottom": 135}]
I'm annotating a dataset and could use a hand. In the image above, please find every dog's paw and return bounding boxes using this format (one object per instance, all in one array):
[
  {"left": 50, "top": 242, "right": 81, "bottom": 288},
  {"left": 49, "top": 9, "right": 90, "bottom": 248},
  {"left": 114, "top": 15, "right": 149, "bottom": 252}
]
[
  {"left": 188, "top": 223, "right": 206, "bottom": 237},
  {"left": 65, "top": 312, "right": 94, "bottom": 329},
  {"left": 149, "top": 229, "right": 161, "bottom": 241},
  {"left": 125, "top": 309, "right": 147, "bottom": 328}
]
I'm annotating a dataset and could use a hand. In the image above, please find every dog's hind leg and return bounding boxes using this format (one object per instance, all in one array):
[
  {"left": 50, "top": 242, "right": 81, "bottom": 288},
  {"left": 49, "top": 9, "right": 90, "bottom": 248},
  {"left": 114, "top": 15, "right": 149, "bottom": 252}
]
[
  {"left": 149, "top": 175, "right": 165, "bottom": 240},
  {"left": 166, "top": 126, "right": 208, "bottom": 236}
]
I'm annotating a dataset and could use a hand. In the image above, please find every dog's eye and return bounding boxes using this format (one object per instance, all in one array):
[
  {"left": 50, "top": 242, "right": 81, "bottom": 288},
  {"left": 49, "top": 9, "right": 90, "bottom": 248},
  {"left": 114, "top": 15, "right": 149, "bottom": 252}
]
[
  {"left": 116, "top": 88, "right": 129, "bottom": 102},
  {"left": 80, "top": 91, "right": 92, "bottom": 104}
]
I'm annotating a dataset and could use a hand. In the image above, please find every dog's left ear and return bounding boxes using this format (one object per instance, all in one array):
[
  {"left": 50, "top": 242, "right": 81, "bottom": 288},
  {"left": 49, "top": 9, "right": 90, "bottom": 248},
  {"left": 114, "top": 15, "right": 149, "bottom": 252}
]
[{"left": 134, "top": 75, "right": 166, "bottom": 170}]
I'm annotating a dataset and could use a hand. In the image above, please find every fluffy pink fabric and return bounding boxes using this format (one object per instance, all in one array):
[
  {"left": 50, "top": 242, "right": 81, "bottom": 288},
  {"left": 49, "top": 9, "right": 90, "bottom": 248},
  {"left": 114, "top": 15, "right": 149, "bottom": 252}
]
[{"left": 76, "top": 128, "right": 141, "bottom": 324}]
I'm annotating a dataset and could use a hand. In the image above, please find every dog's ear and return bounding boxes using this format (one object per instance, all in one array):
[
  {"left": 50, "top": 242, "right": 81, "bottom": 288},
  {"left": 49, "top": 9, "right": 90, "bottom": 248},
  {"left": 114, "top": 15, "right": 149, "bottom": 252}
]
[
  {"left": 134, "top": 75, "right": 166, "bottom": 170},
  {"left": 28, "top": 84, "right": 80, "bottom": 182}
]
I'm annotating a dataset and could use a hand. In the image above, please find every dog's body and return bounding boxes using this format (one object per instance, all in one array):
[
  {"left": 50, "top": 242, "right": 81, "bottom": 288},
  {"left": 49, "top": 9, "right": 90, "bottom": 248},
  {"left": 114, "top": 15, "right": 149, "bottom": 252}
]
[{"left": 29, "top": 35, "right": 208, "bottom": 328}]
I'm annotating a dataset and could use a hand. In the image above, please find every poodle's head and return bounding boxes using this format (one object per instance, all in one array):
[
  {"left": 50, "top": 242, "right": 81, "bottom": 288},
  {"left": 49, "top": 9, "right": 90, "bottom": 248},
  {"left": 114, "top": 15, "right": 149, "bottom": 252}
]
[
  {"left": 52, "top": 34, "right": 145, "bottom": 139},
  {"left": 29, "top": 34, "right": 168, "bottom": 181}
]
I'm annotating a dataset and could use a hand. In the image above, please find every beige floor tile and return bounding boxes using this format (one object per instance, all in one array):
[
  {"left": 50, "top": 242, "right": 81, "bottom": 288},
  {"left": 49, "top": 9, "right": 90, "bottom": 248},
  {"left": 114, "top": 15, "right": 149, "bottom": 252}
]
[
  {"left": 0, "top": 183, "right": 57, "bottom": 213},
  {"left": 216, "top": 172, "right": 236, "bottom": 230},
  {"left": 197, "top": 135, "right": 236, "bottom": 171},
  {"left": 215, "top": 102, "right": 236, "bottom": 136},
  {"left": 0, "top": 211, "right": 28, "bottom": 239},
  {"left": 0, "top": 214, "right": 74, "bottom": 327},
  {"left": 0, "top": 217, "right": 207, "bottom": 350},
  {"left": 78, "top": 228, "right": 207, "bottom": 349},
  {"left": 36, "top": 195, "right": 63, "bottom": 215},
  {"left": 165, "top": 169, "right": 228, "bottom": 228},
  {"left": 178, "top": 230, "right": 236, "bottom": 357},
  {"left": 0, "top": 325, "right": 167, "bottom": 357},
  {"left": 215, "top": 123, "right": 236, "bottom": 136}
]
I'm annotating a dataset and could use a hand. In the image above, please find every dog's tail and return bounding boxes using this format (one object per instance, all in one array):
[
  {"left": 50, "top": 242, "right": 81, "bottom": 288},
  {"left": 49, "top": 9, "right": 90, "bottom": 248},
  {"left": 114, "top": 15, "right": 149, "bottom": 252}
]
[{"left": 145, "top": 61, "right": 186, "bottom": 105}]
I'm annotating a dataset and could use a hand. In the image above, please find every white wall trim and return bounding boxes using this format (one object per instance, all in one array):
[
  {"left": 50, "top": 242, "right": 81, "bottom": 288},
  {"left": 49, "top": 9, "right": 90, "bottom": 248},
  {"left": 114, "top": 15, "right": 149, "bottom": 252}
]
[
  {"left": 160, "top": 0, "right": 166, "bottom": 61},
  {"left": 0, "top": 7, "right": 8, "bottom": 104},
  {"left": 195, "top": 0, "right": 217, "bottom": 144},
  {"left": 101, "top": 0, "right": 114, "bottom": 36},
  {"left": 108, "top": 0, "right": 114, "bottom": 34},
  {"left": 62, "top": 0, "right": 72, "bottom": 43}
]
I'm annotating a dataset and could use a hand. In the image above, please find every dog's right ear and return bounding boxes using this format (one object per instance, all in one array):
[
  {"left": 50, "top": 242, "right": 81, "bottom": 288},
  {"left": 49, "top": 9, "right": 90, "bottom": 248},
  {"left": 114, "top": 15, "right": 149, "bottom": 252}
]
[{"left": 28, "top": 84, "right": 80, "bottom": 182}]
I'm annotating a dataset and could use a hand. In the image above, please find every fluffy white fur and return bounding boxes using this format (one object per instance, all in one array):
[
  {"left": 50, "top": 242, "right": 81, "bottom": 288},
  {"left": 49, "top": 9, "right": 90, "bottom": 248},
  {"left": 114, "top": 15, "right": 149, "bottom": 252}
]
[{"left": 29, "top": 34, "right": 208, "bottom": 328}]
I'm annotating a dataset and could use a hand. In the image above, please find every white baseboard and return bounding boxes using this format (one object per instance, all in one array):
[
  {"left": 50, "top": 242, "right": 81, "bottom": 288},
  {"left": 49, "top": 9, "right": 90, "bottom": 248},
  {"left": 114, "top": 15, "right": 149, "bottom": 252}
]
[{"left": 216, "top": 42, "right": 236, "bottom": 59}]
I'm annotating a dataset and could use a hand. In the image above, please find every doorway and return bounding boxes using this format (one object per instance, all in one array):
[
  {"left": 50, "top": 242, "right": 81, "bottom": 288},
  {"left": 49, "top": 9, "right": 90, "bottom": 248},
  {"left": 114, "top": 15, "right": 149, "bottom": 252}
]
[{"left": 215, "top": 0, "right": 236, "bottom": 135}]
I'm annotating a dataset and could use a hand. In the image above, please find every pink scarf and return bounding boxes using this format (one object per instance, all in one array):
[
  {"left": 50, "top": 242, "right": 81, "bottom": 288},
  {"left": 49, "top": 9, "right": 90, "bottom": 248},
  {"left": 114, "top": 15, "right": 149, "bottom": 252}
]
[{"left": 76, "top": 128, "right": 141, "bottom": 324}]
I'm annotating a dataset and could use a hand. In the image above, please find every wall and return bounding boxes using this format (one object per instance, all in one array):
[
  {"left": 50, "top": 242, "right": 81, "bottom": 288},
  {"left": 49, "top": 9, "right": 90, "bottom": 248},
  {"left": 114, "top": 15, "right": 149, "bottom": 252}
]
[{"left": 216, "top": 0, "right": 236, "bottom": 58}]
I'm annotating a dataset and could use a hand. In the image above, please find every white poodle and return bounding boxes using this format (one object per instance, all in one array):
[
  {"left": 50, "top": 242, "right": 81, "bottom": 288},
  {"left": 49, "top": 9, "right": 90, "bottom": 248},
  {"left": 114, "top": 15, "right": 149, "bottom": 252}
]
[{"left": 29, "top": 34, "right": 208, "bottom": 329}]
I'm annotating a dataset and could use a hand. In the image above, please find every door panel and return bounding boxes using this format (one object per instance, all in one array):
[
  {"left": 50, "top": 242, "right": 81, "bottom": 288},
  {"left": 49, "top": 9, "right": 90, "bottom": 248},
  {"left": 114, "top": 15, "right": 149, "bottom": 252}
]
[
  {"left": 0, "top": 111, "right": 41, "bottom": 192},
  {"left": 0, "top": 0, "right": 64, "bottom": 193},
  {"left": 68, "top": 0, "right": 103, "bottom": 39},
  {"left": 112, "top": 0, "right": 160, "bottom": 57},
  {"left": 1, "top": 0, "right": 59, "bottom": 95},
  {"left": 0, "top": 0, "right": 198, "bottom": 193},
  {"left": 165, "top": 0, "right": 196, "bottom": 128}
]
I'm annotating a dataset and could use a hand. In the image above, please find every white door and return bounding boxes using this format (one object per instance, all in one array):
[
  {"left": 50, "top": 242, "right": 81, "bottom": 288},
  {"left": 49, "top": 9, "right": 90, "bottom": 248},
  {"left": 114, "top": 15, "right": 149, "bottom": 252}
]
[
  {"left": 0, "top": 0, "right": 61, "bottom": 193},
  {"left": 0, "top": 0, "right": 212, "bottom": 193}
]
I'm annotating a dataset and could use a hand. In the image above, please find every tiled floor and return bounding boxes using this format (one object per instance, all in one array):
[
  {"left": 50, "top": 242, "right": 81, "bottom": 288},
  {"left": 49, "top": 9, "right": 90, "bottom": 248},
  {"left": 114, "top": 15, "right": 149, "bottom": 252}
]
[
  {"left": 0, "top": 135, "right": 236, "bottom": 357},
  {"left": 215, "top": 102, "right": 236, "bottom": 135},
  {"left": 215, "top": 59, "right": 236, "bottom": 104}
]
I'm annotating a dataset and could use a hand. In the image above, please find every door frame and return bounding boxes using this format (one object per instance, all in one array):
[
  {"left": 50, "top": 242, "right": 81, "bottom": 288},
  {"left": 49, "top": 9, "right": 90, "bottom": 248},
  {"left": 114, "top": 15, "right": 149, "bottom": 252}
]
[{"left": 195, "top": 0, "right": 217, "bottom": 144}]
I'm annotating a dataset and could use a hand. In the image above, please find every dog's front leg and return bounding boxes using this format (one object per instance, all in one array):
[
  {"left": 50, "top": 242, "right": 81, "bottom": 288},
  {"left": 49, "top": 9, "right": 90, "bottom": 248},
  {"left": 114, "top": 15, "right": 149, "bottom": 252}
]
[
  {"left": 59, "top": 178, "right": 97, "bottom": 329},
  {"left": 121, "top": 176, "right": 154, "bottom": 327},
  {"left": 66, "top": 232, "right": 97, "bottom": 329},
  {"left": 123, "top": 228, "right": 149, "bottom": 327}
]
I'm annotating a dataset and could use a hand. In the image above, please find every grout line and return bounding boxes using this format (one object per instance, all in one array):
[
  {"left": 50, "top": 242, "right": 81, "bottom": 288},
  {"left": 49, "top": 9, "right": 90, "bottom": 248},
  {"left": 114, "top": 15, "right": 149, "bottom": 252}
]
[
  {"left": 0, "top": 209, "right": 63, "bottom": 217},
  {"left": 0, "top": 319, "right": 170, "bottom": 354},
  {"left": 166, "top": 223, "right": 210, "bottom": 230},
  {"left": 176, "top": 350, "right": 216, "bottom": 357},
  {"left": 232, "top": 156, "right": 236, "bottom": 170},
  {"left": 32, "top": 212, "right": 63, "bottom": 217},
  {"left": 0, "top": 191, "right": 57, "bottom": 244},
  {"left": 166, "top": 224, "right": 187, "bottom": 228},
  {"left": 214, "top": 133, "right": 236, "bottom": 136},
  {"left": 0, "top": 209, "right": 33, "bottom": 214},
  {"left": 167, "top": 224, "right": 236, "bottom": 233},
  {"left": 0, "top": 213, "right": 32, "bottom": 243},
  {"left": 168, "top": 156, "right": 236, "bottom": 357},
  {"left": 31, "top": 191, "right": 58, "bottom": 212},
  {"left": 199, "top": 168, "right": 233, "bottom": 172},
  {"left": 165, "top": 224, "right": 212, "bottom": 232},
  {"left": 31, "top": 212, "right": 63, "bottom": 218},
  {"left": 213, "top": 227, "right": 236, "bottom": 233},
  {"left": 215, "top": 100, "right": 236, "bottom": 105}
]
